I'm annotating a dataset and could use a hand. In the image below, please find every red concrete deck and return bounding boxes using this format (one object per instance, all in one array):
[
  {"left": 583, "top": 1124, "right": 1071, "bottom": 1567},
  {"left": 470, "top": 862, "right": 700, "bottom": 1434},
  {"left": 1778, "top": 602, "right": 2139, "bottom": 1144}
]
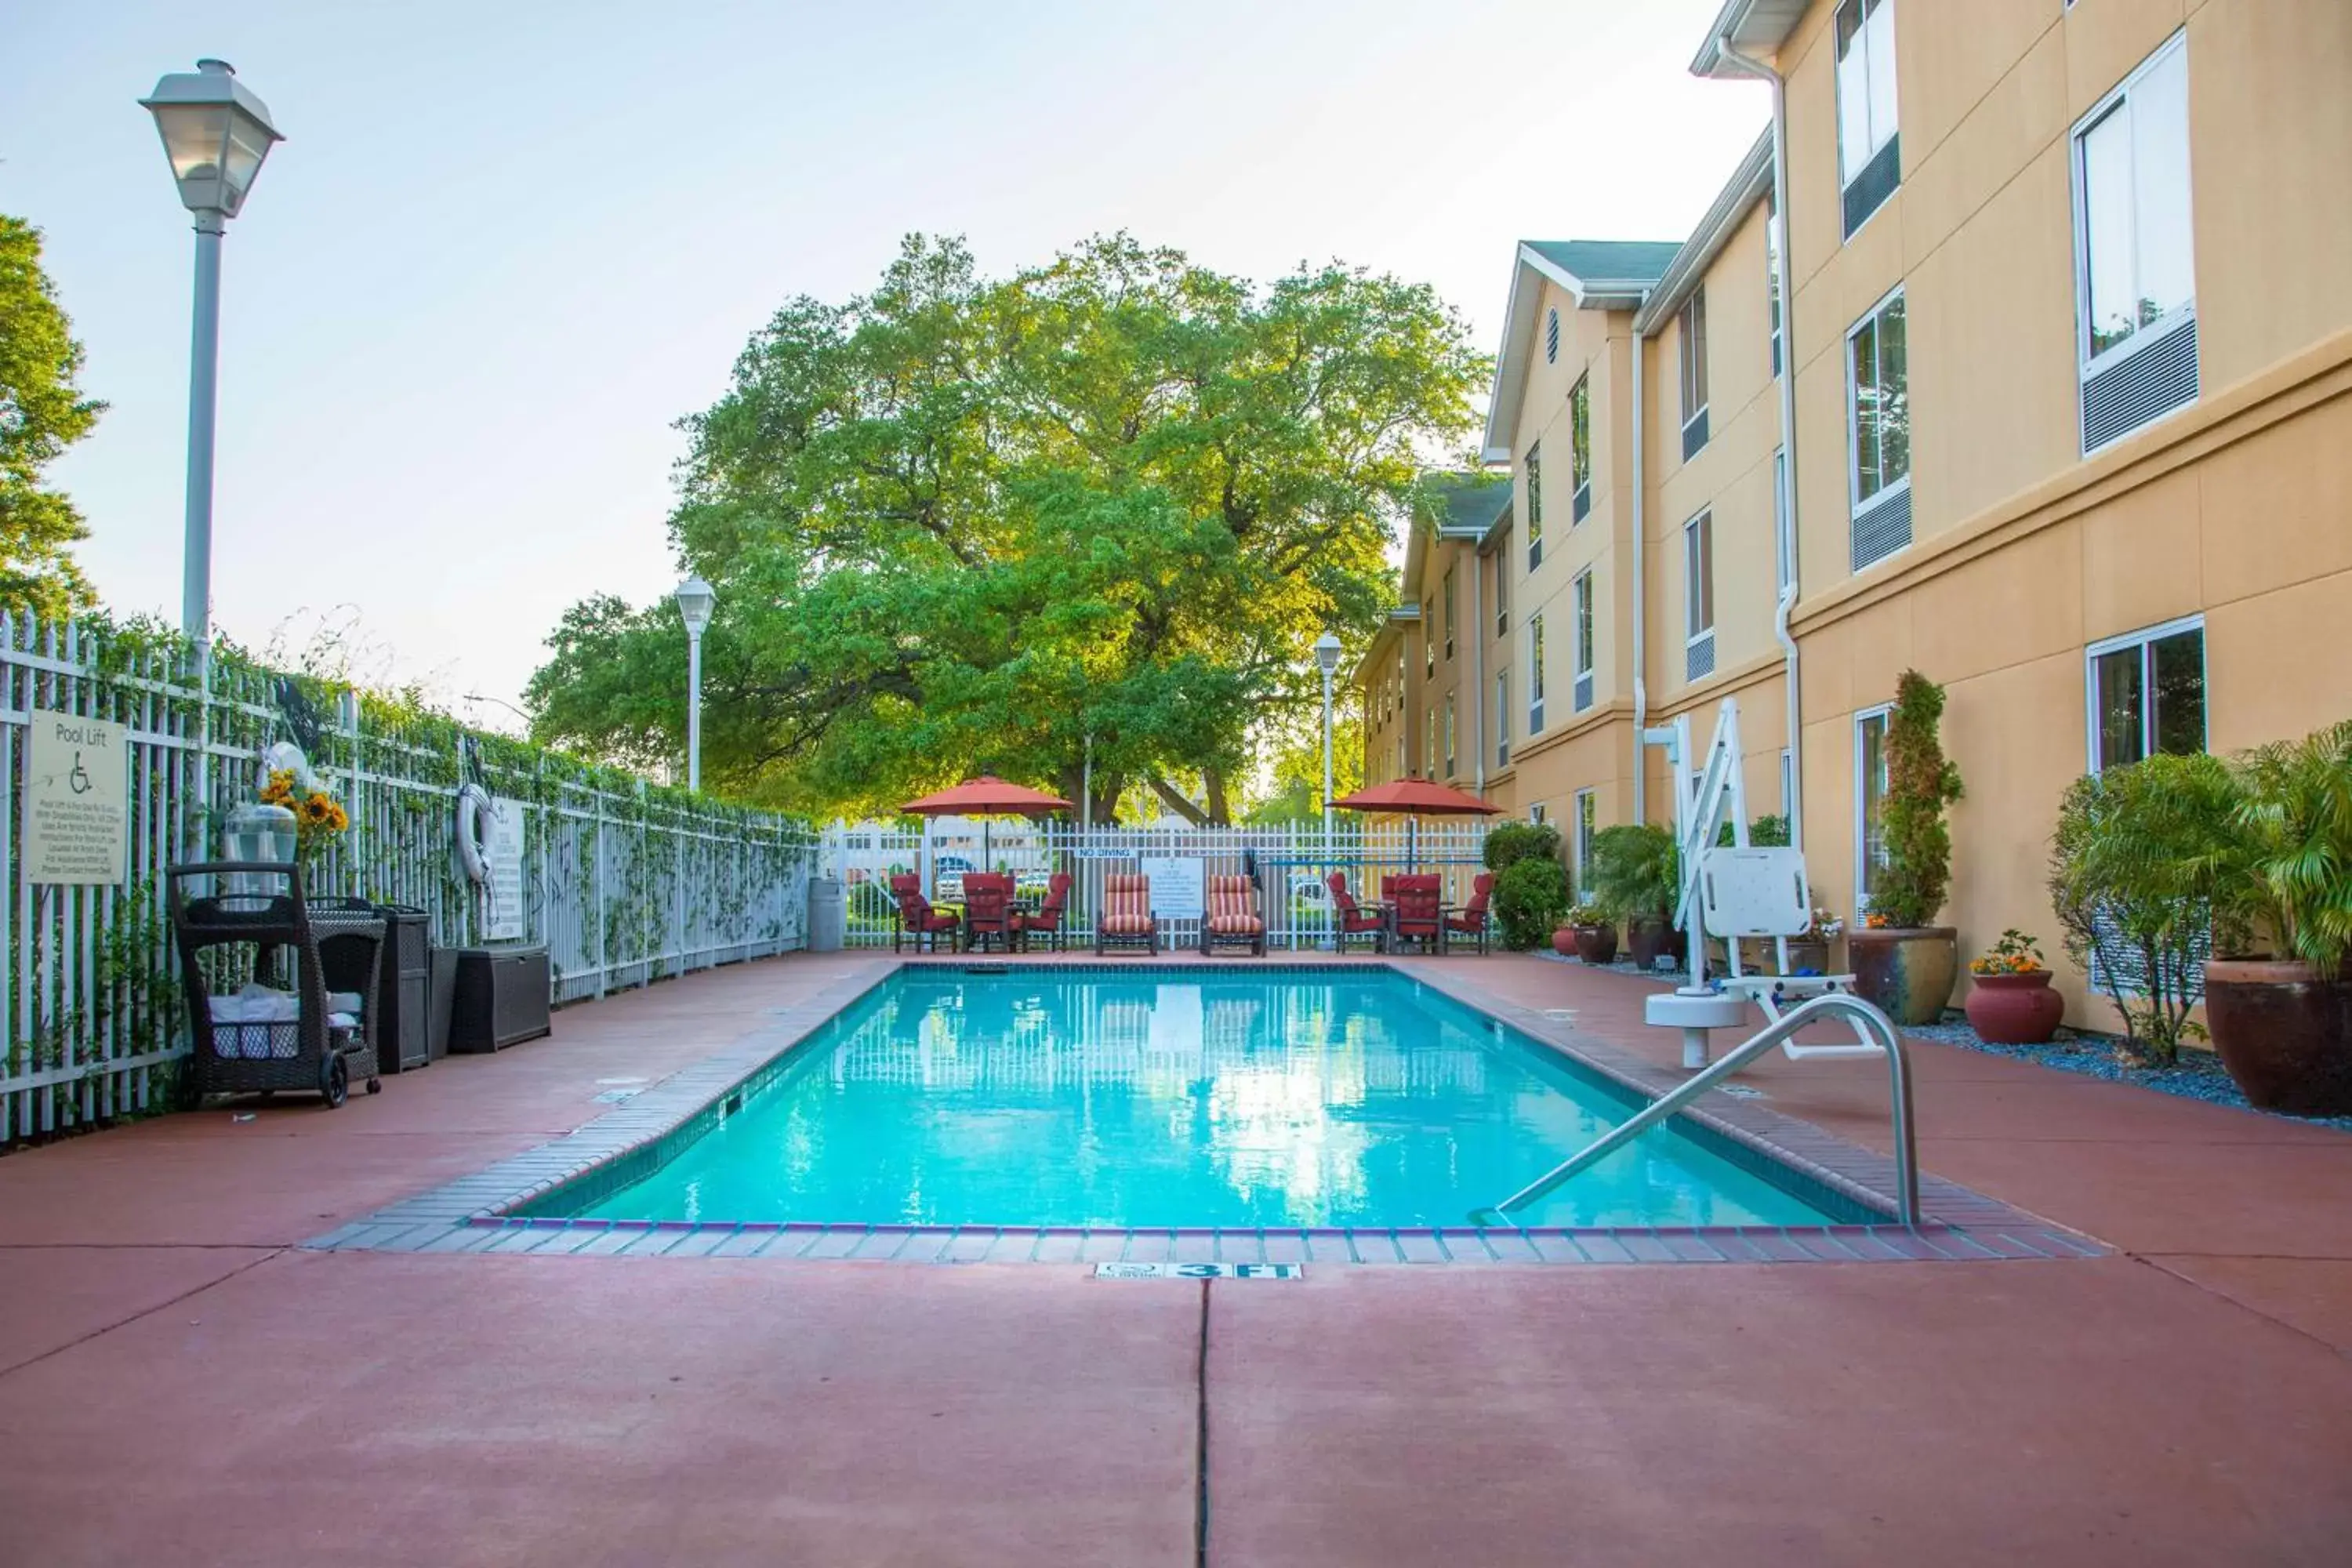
[{"left": 2, "top": 951, "right": 2349, "bottom": 1566}]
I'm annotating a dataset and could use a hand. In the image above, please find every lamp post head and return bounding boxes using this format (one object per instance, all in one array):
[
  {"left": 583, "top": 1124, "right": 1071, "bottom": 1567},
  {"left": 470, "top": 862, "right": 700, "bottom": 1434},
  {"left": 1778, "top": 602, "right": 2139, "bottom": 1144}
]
[
  {"left": 141, "top": 60, "right": 282, "bottom": 220},
  {"left": 673, "top": 575, "right": 717, "bottom": 635},
  {"left": 1312, "top": 633, "right": 1343, "bottom": 675}
]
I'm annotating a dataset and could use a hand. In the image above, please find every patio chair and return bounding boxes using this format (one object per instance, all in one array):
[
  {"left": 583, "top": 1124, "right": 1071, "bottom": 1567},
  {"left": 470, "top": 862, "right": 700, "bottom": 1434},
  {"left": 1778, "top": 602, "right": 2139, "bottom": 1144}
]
[
  {"left": 1095, "top": 872, "right": 1159, "bottom": 956},
  {"left": 1442, "top": 872, "right": 1495, "bottom": 955},
  {"left": 964, "top": 872, "right": 1017, "bottom": 954},
  {"left": 1017, "top": 872, "right": 1073, "bottom": 952},
  {"left": 1324, "top": 873, "right": 1388, "bottom": 953},
  {"left": 1386, "top": 873, "right": 1444, "bottom": 955},
  {"left": 890, "top": 873, "right": 960, "bottom": 954},
  {"left": 1201, "top": 874, "right": 1266, "bottom": 956}
]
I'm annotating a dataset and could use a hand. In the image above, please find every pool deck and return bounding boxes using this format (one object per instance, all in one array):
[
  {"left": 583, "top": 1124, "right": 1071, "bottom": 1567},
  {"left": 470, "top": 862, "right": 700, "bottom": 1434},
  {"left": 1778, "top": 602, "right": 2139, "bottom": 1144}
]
[{"left": 2, "top": 950, "right": 2349, "bottom": 1564}]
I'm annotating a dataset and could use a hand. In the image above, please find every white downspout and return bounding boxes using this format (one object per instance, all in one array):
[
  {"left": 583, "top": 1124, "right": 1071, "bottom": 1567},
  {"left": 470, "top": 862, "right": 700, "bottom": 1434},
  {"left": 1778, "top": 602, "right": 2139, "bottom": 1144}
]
[
  {"left": 1471, "top": 550, "right": 1487, "bottom": 791},
  {"left": 1715, "top": 31, "right": 1806, "bottom": 852},
  {"left": 1629, "top": 296, "right": 1653, "bottom": 825}
]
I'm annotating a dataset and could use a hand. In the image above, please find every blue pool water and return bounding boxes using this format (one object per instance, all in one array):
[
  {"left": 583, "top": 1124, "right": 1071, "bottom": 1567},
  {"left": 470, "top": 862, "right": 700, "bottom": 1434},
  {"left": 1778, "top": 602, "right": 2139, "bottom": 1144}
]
[{"left": 574, "top": 970, "right": 1836, "bottom": 1229}]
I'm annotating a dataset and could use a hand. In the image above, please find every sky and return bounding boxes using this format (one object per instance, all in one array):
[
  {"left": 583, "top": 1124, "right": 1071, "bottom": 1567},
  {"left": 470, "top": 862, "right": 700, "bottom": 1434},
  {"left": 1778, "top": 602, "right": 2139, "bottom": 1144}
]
[{"left": 5, "top": 0, "right": 1766, "bottom": 728}]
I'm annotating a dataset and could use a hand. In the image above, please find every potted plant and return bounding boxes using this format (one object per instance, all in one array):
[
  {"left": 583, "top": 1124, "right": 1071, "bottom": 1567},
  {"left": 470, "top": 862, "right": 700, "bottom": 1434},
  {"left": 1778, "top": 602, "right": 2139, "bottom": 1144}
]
[
  {"left": 1964, "top": 930, "right": 2064, "bottom": 1045},
  {"left": 1849, "top": 670, "right": 1965, "bottom": 1025},
  {"left": 2202, "top": 722, "right": 2352, "bottom": 1116},
  {"left": 1590, "top": 823, "right": 1678, "bottom": 969},
  {"left": 1563, "top": 902, "right": 1617, "bottom": 964}
]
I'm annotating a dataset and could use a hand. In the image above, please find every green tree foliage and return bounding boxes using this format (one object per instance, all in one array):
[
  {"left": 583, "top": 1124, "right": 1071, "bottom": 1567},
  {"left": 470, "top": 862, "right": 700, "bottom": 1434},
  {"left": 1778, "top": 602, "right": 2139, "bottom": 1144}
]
[
  {"left": 1493, "top": 856, "right": 1570, "bottom": 951},
  {"left": 1588, "top": 822, "right": 1679, "bottom": 925},
  {"left": 1875, "top": 669, "right": 1965, "bottom": 928},
  {"left": 528, "top": 234, "right": 1484, "bottom": 818},
  {"left": 1482, "top": 820, "right": 1563, "bottom": 872},
  {"left": 0, "top": 216, "right": 103, "bottom": 619}
]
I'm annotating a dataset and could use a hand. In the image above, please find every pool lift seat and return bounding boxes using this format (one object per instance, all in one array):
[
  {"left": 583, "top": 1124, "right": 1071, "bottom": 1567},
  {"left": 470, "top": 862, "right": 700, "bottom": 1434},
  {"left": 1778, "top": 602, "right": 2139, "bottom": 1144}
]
[{"left": 1474, "top": 699, "right": 1921, "bottom": 1229}]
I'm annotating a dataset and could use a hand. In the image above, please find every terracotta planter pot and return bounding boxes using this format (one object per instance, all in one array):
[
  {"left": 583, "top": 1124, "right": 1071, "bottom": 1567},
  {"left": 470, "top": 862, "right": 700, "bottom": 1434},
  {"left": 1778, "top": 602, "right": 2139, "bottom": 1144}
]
[
  {"left": 1848, "top": 927, "right": 1958, "bottom": 1026},
  {"left": 1551, "top": 927, "right": 1577, "bottom": 956},
  {"left": 2204, "top": 959, "right": 2352, "bottom": 1117},
  {"left": 1964, "top": 969, "right": 2064, "bottom": 1045},
  {"left": 1572, "top": 924, "right": 1618, "bottom": 965},
  {"left": 1626, "top": 918, "right": 1671, "bottom": 971}
]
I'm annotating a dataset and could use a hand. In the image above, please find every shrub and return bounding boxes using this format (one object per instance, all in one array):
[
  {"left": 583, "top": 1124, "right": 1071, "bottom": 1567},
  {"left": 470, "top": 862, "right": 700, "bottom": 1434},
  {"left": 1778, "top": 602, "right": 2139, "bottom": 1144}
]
[
  {"left": 1494, "top": 856, "right": 1571, "bottom": 950},
  {"left": 1715, "top": 814, "right": 1791, "bottom": 848},
  {"left": 2049, "top": 752, "right": 2242, "bottom": 1065},
  {"left": 2227, "top": 719, "right": 2352, "bottom": 979},
  {"left": 1588, "top": 822, "right": 1678, "bottom": 925},
  {"left": 1874, "top": 670, "right": 1965, "bottom": 928},
  {"left": 1483, "top": 820, "right": 1563, "bottom": 873}
]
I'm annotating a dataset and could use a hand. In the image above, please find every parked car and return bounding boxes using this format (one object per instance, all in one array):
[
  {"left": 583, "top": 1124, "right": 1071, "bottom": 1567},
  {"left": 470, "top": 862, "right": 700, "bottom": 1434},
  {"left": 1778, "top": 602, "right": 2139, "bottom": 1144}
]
[{"left": 931, "top": 855, "right": 974, "bottom": 902}]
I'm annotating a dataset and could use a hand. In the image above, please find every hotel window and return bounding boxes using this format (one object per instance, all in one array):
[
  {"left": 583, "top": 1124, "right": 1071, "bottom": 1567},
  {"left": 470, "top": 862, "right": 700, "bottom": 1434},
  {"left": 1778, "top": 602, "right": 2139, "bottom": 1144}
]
[
  {"left": 1397, "top": 735, "right": 1406, "bottom": 777},
  {"left": 1423, "top": 600, "right": 1435, "bottom": 676},
  {"left": 1495, "top": 669, "right": 1510, "bottom": 768},
  {"left": 1835, "top": 0, "right": 1900, "bottom": 238},
  {"left": 1678, "top": 290, "right": 1710, "bottom": 459},
  {"left": 1443, "top": 694, "right": 1457, "bottom": 779},
  {"left": 1526, "top": 445, "right": 1544, "bottom": 568},
  {"left": 1767, "top": 198, "right": 1783, "bottom": 377},
  {"left": 1425, "top": 709, "right": 1436, "bottom": 778},
  {"left": 1780, "top": 747, "right": 1795, "bottom": 818},
  {"left": 1847, "top": 287, "right": 1910, "bottom": 571},
  {"left": 1569, "top": 375, "right": 1592, "bottom": 522},
  {"left": 1683, "top": 511, "right": 1715, "bottom": 683},
  {"left": 1494, "top": 539, "right": 1510, "bottom": 635},
  {"left": 1571, "top": 568, "right": 1595, "bottom": 713},
  {"left": 1443, "top": 567, "right": 1457, "bottom": 661},
  {"left": 1773, "top": 447, "right": 1794, "bottom": 591},
  {"left": 1528, "top": 613, "right": 1546, "bottom": 734},
  {"left": 2088, "top": 616, "right": 2205, "bottom": 771},
  {"left": 2074, "top": 32, "right": 2196, "bottom": 453},
  {"left": 1530, "top": 803, "right": 1547, "bottom": 826},
  {"left": 1573, "top": 789, "right": 1596, "bottom": 895},
  {"left": 1855, "top": 706, "right": 1892, "bottom": 914}
]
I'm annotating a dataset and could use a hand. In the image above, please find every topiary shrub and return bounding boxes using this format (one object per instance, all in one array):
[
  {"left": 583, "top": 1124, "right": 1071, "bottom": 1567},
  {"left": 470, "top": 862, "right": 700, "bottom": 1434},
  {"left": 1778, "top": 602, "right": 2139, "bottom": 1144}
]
[
  {"left": 1875, "top": 669, "right": 1965, "bottom": 928},
  {"left": 1483, "top": 820, "right": 1563, "bottom": 873},
  {"left": 1494, "top": 855, "right": 1571, "bottom": 950}
]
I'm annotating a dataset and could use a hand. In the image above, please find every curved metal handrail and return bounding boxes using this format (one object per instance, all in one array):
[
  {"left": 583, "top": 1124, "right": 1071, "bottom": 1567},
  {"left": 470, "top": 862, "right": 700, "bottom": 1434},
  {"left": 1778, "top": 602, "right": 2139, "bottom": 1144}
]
[{"left": 1473, "top": 991, "right": 1918, "bottom": 1227}]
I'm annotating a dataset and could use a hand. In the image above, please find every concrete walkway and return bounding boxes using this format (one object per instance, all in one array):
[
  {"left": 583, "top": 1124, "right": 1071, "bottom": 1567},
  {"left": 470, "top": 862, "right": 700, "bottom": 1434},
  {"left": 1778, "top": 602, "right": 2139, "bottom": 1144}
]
[{"left": 2, "top": 953, "right": 2348, "bottom": 1566}]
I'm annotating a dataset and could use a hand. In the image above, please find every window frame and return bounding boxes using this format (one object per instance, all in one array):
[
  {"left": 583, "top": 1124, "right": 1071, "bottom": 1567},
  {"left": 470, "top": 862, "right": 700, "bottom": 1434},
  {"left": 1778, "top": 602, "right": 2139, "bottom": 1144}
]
[
  {"left": 1443, "top": 692, "right": 1457, "bottom": 779},
  {"left": 1528, "top": 612, "right": 1546, "bottom": 734},
  {"left": 1569, "top": 374, "right": 1593, "bottom": 521},
  {"left": 1525, "top": 444, "right": 1544, "bottom": 568},
  {"left": 1682, "top": 510, "right": 1715, "bottom": 644},
  {"left": 1677, "top": 290, "right": 1709, "bottom": 454},
  {"left": 1493, "top": 538, "right": 1509, "bottom": 635},
  {"left": 1766, "top": 198, "right": 1783, "bottom": 378},
  {"left": 1773, "top": 447, "right": 1794, "bottom": 592},
  {"left": 1834, "top": 0, "right": 1900, "bottom": 232},
  {"left": 2068, "top": 33, "right": 2196, "bottom": 386},
  {"left": 1443, "top": 566, "right": 1457, "bottom": 662},
  {"left": 1423, "top": 600, "right": 1435, "bottom": 677},
  {"left": 2084, "top": 613, "right": 2207, "bottom": 771},
  {"left": 1846, "top": 283, "right": 1911, "bottom": 521},
  {"left": 1853, "top": 703, "right": 1893, "bottom": 916},
  {"left": 1573, "top": 788, "right": 1597, "bottom": 895},
  {"left": 1495, "top": 667, "right": 1510, "bottom": 768}
]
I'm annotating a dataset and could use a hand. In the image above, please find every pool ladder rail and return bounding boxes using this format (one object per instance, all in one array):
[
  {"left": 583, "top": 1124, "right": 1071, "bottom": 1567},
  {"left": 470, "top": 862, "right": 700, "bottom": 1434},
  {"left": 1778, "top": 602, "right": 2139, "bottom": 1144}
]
[{"left": 1473, "top": 991, "right": 1920, "bottom": 1228}]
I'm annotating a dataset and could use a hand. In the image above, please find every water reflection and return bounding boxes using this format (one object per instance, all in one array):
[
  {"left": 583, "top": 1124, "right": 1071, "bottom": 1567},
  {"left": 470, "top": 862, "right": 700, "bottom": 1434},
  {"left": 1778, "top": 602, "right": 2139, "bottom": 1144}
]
[{"left": 597, "top": 974, "right": 1828, "bottom": 1229}]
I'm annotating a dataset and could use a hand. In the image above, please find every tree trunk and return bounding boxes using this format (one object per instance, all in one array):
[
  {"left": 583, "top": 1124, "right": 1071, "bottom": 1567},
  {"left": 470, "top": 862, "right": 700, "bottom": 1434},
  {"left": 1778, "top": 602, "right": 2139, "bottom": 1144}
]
[
  {"left": 1147, "top": 774, "right": 1210, "bottom": 827},
  {"left": 1203, "top": 766, "right": 1232, "bottom": 827}
]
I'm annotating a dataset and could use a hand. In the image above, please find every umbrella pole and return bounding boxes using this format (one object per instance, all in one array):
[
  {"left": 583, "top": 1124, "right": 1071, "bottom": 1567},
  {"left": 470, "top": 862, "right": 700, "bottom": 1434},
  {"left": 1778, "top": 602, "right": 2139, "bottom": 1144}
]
[
  {"left": 983, "top": 819, "right": 993, "bottom": 873},
  {"left": 1407, "top": 816, "right": 1418, "bottom": 873}
]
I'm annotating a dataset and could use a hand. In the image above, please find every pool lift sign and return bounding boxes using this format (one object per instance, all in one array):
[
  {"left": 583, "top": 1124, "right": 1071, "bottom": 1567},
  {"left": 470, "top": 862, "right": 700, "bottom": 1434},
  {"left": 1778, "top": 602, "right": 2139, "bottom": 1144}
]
[{"left": 24, "top": 709, "right": 129, "bottom": 885}]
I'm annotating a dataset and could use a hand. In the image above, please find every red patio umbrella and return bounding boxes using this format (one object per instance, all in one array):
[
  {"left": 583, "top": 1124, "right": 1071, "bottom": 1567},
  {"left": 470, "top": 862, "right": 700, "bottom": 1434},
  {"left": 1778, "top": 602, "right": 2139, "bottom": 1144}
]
[
  {"left": 1327, "top": 779, "right": 1501, "bottom": 870},
  {"left": 900, "top": 775, "right": 1074, "bottom": 873}
]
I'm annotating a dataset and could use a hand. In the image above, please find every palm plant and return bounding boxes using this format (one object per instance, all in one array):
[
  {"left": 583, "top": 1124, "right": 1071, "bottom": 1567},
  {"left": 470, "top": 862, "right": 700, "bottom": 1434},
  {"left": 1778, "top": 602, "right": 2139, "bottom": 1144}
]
[
  {"left": 1588, "top": 822, "right": 1678, "bottom": 926},
  {"left": 2226, "top": 720, "right": 2352, "bottom": 979}
]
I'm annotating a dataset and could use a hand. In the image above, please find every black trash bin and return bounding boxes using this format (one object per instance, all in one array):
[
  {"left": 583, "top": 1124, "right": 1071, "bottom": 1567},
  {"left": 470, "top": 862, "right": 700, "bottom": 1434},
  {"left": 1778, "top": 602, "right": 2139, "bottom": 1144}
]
[
  {"left": 449, "top": 943, "right": 552, "bottom": 1053},
  {"left": 316, "top": 902, "right": 433, "bottom": 1073}
]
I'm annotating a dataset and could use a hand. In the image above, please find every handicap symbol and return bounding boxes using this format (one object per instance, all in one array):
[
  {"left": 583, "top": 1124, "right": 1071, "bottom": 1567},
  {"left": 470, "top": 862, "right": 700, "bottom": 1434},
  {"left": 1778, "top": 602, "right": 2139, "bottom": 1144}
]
[{"left": 67, "top": 753, "right": 93, "bottom": 795}]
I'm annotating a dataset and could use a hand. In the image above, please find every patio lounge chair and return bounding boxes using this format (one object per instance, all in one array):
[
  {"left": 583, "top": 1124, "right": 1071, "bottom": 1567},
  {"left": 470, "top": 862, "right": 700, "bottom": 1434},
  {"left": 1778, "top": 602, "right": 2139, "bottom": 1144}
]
[
  {"left": 1017, "top": 872, "right": 1073, "bottom": 951},
  {"left": 1443, "top": 872, "right": 1495, "bottom": 955},
  {"left": 1324, "top": 873, "right": 1388, "bottom": 953},
  {"left": 963, "top": 872, "right": 1018, "bottom": 954},
  {"left": 890, "top": 874, "right": 961, "bottom": 953},
  {"left": 1386, "top": 873, "right": 1444, "bottom": 955},
  {"left": 1095, "top": 872, "right": 1158, "bottom": 955},
  {"left": 1201, "top": 874, "right": 1266, "bottom": 956}
]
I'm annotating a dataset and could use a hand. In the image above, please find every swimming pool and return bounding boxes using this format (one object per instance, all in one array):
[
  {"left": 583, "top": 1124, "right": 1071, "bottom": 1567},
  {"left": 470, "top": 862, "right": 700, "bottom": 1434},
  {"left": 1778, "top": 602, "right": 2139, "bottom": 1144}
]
[{"left": 537, "top": 968, "right": 1841, "bottom": 1230}]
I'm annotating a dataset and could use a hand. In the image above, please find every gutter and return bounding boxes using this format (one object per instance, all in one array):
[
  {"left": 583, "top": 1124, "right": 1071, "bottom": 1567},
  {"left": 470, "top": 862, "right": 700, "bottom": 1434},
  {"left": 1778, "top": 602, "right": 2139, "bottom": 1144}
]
[
  {"left": 1711, "top": 31, "right": 1807, "bottom": 852},
  {"left": 1630, "top": 290, "right": 1653, "bottom": 825}
]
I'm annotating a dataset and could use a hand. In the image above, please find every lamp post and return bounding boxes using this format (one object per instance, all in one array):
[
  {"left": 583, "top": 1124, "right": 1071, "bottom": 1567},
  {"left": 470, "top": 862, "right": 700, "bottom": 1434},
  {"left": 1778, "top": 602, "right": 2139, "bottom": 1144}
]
[
  {"left": 673, "top": 576, "right": 716, "bottom": 790},
  {"left": 1313, "top": 633, "right": 1343, "bottom": 838},
  {"left": 141, "top": 60, "right": 282, "bottom": 666}
]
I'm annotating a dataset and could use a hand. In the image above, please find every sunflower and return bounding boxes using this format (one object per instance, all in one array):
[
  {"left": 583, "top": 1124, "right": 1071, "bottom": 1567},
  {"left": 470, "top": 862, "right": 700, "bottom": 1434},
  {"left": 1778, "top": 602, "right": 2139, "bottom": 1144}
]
[{"left": 299, "top": 794, "right": 336, "bottom": 826}]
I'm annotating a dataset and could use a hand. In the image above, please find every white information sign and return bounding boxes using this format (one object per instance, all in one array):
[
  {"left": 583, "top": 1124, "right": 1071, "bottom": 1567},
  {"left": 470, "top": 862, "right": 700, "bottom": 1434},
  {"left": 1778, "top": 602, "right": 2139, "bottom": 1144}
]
[
  {"left": 483, "top": 795, "right": 528, "bottom": 941},
  {"left": 1138, "top": 855, "right": 1204, "bottom": 921},
  {"left": 24, "top": 708, "right": 129, "bottom": 885},
  {"left": 1094, "top": 1262, "right": 1303, "bottom": 1280}
]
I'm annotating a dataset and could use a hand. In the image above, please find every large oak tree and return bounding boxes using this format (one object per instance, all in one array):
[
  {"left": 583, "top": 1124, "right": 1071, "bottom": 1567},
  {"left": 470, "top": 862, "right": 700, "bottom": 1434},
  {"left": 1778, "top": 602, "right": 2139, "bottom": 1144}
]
[{"left": 527, "top": 234, "right": 1482, "bottom": 820}]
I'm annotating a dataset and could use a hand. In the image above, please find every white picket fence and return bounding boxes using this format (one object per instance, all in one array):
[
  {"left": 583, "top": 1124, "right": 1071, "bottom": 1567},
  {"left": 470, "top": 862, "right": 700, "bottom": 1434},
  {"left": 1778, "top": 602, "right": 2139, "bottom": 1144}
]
[
  {"left": 819, "top": 821, "right": 1493, "bottom": 952},
  {"left": 0, "top": 613, "right": 815, "bottom": 1147}
]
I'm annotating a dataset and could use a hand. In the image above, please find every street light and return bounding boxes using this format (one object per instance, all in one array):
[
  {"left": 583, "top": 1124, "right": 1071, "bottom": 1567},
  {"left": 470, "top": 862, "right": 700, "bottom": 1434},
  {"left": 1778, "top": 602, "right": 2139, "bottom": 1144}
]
[
  {"left": 673, "top": 575, "right": 716, "bottom": 791},
  {"left": 141, "top": 59, "right": 283, "bottom": 664},
  {"left": 1313, "top": 633, "right": 1343, "bottom": 838}
]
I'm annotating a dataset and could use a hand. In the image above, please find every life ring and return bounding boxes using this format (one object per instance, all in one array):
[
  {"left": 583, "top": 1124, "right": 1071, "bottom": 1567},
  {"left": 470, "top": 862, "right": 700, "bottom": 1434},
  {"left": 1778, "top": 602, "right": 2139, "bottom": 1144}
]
[{"left": 454, "top": 783, "right": 495, "bottom": 887}]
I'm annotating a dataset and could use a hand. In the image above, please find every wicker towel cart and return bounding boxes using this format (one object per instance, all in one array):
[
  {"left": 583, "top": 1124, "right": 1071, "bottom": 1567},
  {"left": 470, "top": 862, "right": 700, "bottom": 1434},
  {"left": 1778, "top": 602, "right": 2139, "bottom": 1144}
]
[{"left": 167, "top": 862, "right": 383, "bottom": 1107}]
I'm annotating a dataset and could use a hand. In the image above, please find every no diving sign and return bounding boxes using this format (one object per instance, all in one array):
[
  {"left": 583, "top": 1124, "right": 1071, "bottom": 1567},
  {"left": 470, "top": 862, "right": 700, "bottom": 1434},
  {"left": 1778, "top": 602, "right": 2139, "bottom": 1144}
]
[{"left": 1094, "top": 1261, "right": 1301, "bottom": 1280}]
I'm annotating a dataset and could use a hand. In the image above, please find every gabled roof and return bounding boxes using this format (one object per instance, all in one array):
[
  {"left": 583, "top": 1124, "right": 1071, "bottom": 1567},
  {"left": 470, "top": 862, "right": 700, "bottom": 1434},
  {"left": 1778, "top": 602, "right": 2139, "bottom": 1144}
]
[
  {"left": 1482, "top": 240, "right": 1681, "bottom": 462},
  {"left": 1689, "top": 0, "right": 1811, "bottom": 77},
  {"left": 1633, "top": 126, "right": 1775, "bottom": 333},
  {"left": 1400, "top": 472, "right": 1512, "bottom": 601}
]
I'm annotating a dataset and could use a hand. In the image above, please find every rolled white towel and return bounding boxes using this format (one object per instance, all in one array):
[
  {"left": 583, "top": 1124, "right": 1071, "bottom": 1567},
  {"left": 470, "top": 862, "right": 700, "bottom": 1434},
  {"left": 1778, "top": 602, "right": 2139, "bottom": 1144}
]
[
  {"left": 327, "top": 1011, "right": 359, "bottom": 1031},
  {"left": 328, "top": 992, "right": 364, "bottom": 1015}
]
